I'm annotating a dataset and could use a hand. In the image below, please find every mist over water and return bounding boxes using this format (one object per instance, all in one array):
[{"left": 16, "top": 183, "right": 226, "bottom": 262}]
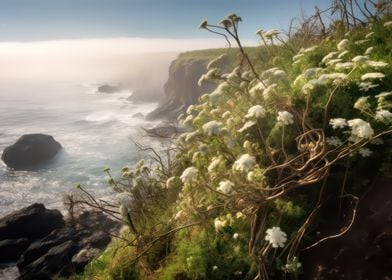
[{"left": 0, "top": 37, "right": 220, "bottom": 216}]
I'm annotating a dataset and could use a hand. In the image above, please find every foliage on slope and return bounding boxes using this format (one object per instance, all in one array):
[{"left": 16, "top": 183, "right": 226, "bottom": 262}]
[{"left": 81, "top": 14, "right": 392, "bottom": 280}]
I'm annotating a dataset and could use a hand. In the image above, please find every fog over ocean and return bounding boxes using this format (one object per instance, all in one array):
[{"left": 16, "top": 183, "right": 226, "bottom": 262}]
[{"left": 0, "top": 37, "right": 225, "bottom": 216}]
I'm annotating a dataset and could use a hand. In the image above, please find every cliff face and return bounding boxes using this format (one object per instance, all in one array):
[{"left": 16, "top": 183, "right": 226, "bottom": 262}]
[{"left": 146, "top": 55, "right": 216, "bottom": 120}]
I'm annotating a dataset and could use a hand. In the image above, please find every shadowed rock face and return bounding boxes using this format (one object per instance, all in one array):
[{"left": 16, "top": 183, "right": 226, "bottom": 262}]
[
  {"left": 301, "top": 176, "right": 392, "bottom": 280},
  {"left": 1, "top": 134, "right": 62, "bottom": 170},
  {"left": 146, "top": 58, "right": 216, "bottom": 120}
]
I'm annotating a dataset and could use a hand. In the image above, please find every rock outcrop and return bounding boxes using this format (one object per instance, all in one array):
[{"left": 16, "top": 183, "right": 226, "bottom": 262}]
[
  {"left": 97, "top": 84, "right": 122, "bottom": 94},
  {"left": 0, "top": 204, "right": 120, "bottom": 279},
  {"left": 146, "top": 57, "right": 216, "bottom": 120},
  {"left": 0, "top": 203, "right": 64, "bottom": 243},
  {"left": 1, "top": 134, "right": 62, "bottom": 170}
]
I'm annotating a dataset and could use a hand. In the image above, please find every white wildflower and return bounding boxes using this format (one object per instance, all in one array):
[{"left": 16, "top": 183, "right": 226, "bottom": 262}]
[
  {"left": 366, "top": 61, "right": 388, "bottom": 68},
  {"left": 361, "top": 72, "right": 385, "bottom": 80},
  {"left": 376, "top": 110, "right": 392, "bottom": 122},
  {"left": 335, "top": 62, "right": 354, "bottom": 71},
  {"left": 352, "top": 55, "right": 369, "bottom": 66},
  {"left": 263, "top": 83, "right": 277, "bottom": 99},
  {"left": 365, "top": 47, "right": 374, "bottom": 55},
  {"left": 174, "top": 210, "right": 184, "bottom": 220},
  {"left": 185, "top": 131, "right": 199, "bottom": 142},
  {"left": 293, "top": 53, "right": 305, "bottom": 61},
  {"left": 348, "top": 118, "right": 374, "bottom": 140},
  {"left": 302, "top": 79, "right": 320, "bottom": 95},
  {"left": 208, "top": 91, "right": 223, "bottom": 106},
  {"left": 265, "top": 227, "right": 287, "bottom": 248},
  {"left": 338, "top": 50, "right": 349, "bottom": 58},
  {"left": 365, "top": 32, "right": 374, "bottom": 39},
  {"left": 249, "top": 81, "right": 266, "bottom": 97},
  {"left": 318, "top": 73, "right": 347, "bottom": 84},
  {"left": 214, "top": 217, "right": 227, "bottom": 232},
  {"left": 208, "top": 156, "right": 225, "bottom": 173},
  {"left": 359, "top": 148, "right": 372, "bottom": 158},
  {"left": 359, "top": 82, "right": 378, "bottom": 92},
  {"left": 277, "top": 111, "right": 294, "bottom": 125},
  {"left": 375, "top": 91, "right": 392, "bottom": 98},
  {"left": 245, "top": 105, "right": 266, "bottom": 118},
  {"left": 354, "top": 96, "right": 369, "bottom": 110},
  {"left": 261, "top": 67, "right": 280, "bottom": 79},
  {"left": 337, "top": 39, "right": 349, "bottom": 51},
  {"left": 322, "top": 51, "right": 338, "bottom": 64},
  {"left": 355, "top": 39, "right": 370, "bottom": 45},
  {"left": 326, "top": 136, "right": 343, "bottom": 147},
  {"left": 384, "top": 21, "right": 392, "bottom": 27},
  {"left": 207, "top": 54, "right": 226, "bottom": 70},
  {"left": 233, "top": 233, "right": 239, "bottom": 239},
  {"left": 262, "top": 29, "right": 280, "bottom": 40},
  {"left": 238, "top": 121, "right": 256, "bottom": 132},
  {"left": 166, "top": 176, "right": 177, "bottom": 189},
  {"left": 304, "top": 67, "right": 322, "bottom": 78},
  {"left": 202, "top": 121, "right": 223, "bottom": 136},
  {"left": 326, "top": 58, "right": 342, "bottom": 66},
  {"left": 213, "top": 265, "right": 218, "bottom": 271},
  {"left": 232, "top": 154, "right": 257, "bottom": 172},
  {"left": 182, "top": 115, "right": 194, "bottom": 127},
  {"left": 329, "top": 118, "right": 347, "bottom": 129},
  {"left": 273, "top": 69, "right": 286, "bottom": 79},
  {"left": 222, "top": 111, "right": 231, "bottom": 119},
  {"left": 301, "top": 45, "right": 318, "bottom": 53},
  {"left": 180, "top": 167, "right": 199, "bottom": 184},
  {"left": 225, "top": 137, "right": 236, "bottom": 149},
  {"left": 236, "top": 212, "right": 245, "bottom": 219},
  {"left": 217, "top": 180, "right": 234, "bottom": 194}
]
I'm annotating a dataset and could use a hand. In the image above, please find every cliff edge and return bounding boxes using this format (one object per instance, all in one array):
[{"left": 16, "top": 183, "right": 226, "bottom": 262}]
[{"left": 146, "top": 50, "right": 227, "bottom": 120}]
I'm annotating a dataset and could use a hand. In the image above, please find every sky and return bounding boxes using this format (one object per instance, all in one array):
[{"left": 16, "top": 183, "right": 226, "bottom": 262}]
[{"left": 0, "top": 0, "right": 334, "bottom": 42}]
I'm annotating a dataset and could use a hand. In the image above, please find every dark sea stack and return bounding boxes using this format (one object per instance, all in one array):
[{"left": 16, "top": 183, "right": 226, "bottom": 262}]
[
  {"left": 97, "top": 84, "right": 121, "bottom": 93},
  {"left": 0, "top": 203, "right": 64, "bottom": 241},
  {"left": 1, "top": 134, "right": 62, "bottom": 170}
]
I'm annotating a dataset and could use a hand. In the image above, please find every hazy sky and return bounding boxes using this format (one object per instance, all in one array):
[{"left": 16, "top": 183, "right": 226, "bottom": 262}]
[{"left": 0, "top": 0, "right": 334, "bottom": 41}]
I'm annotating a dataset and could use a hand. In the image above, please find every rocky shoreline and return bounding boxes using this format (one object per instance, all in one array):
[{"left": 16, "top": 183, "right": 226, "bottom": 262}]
[{"left": 0, "top": 203, "right": 120, "bottom": 279}]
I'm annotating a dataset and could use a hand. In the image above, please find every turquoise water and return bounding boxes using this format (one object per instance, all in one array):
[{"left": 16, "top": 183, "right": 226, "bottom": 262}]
[{"left": 0, "top": 82, "right": 163, "bottom": 216}]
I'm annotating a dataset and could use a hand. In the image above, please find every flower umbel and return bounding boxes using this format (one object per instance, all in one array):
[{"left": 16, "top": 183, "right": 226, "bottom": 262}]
[
  {"left": 265, "top": 227, "right": 287, "bottom": 248},
  {"left": 277, "top": 111, "right": 294, "bottom": 125}
]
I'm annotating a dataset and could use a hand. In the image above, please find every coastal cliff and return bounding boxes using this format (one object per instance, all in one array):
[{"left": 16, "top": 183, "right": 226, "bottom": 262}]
[
  {"left": 145, "top": 48, "right": 262, "bottom": 120},
  {"left": 146, "top": 50, "right": 227, "bottom": 120}
]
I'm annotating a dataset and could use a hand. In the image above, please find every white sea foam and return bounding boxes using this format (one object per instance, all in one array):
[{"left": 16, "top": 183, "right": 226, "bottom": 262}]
[{"left": 0, "top": 83, "right": 164, "bottom": 217}]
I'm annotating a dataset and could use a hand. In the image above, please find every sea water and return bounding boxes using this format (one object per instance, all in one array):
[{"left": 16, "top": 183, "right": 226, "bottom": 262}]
[{"left": 0, "top": 82, "right": 165, "bottom": 217}]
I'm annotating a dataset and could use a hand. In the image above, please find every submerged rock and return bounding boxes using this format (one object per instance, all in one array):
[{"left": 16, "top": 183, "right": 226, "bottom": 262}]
[
  {"left": 143, "top": 124, "right": 185, "bottom": 138},
  {"left": 1, "top": 134, "right": 62, "bottom": 170},
  {"left": 97, "top": 84, "right": 121, "bottom": 93}
]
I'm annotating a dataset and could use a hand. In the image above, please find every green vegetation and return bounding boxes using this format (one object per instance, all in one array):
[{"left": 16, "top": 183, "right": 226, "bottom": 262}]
[{"left": 78, "top": 8, "right": 392, "bottom": 280}]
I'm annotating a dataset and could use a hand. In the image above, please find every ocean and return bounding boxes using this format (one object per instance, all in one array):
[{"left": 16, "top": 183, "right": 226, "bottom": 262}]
[{"left": 0, "top": 82, "right": 165, "bottom": 217}]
